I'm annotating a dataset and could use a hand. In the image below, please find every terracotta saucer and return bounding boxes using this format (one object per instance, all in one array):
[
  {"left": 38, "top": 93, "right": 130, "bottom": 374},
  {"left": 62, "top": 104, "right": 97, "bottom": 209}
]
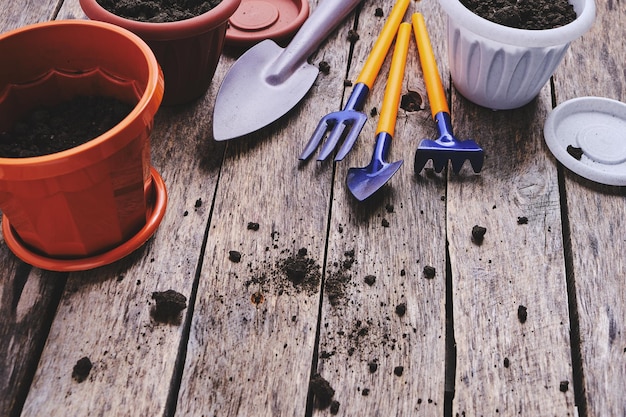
[
  {"left": 2, "top": 167, "right": 168, "bottom": 272},
  {"left": 225, "top": 0, "right": 309, "bottom": 48}
]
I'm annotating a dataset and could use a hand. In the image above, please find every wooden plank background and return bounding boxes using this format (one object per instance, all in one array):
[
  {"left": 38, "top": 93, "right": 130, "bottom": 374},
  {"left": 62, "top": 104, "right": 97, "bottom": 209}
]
[
  {"left": 553, "top": 0, "right": 626, "bottom": 416},
  {"left": 0, "top": 0, "right": 624, "bottom": 416}
]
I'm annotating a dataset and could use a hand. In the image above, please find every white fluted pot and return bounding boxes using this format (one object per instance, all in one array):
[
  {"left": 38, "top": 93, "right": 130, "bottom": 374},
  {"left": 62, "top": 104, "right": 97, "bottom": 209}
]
[{"left": 438, "top": 0, "right": 595, "bottom": 110}]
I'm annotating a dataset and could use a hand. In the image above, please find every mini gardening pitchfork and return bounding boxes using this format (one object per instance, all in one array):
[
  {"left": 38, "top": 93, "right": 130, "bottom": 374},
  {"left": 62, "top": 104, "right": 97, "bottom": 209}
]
[
  {"left": 412, "top": 13, "right": 484, "bottom": 174},
  {"left": 299, "top": 0, "right": 410, "bottom": 161}
]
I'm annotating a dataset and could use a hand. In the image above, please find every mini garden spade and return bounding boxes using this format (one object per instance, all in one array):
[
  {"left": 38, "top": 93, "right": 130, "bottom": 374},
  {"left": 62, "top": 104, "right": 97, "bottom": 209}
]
[
  {"left": 213, "top": 0, "right": 362, "bottom": 141},
  {"left": 346, "top": 22, "right": 411, "bottom": 201},
  {"left": 299, "top": 0, "right": 410, "bottom": 161},
  {"left": 412, "top": 13, "right": 484, "bottom": 174}
]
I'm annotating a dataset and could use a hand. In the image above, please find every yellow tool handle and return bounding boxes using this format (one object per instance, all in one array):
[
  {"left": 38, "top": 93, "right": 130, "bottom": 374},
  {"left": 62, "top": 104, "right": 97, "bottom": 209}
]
[
  {"left": 355, "top": 0, "right": 410, "bottom": 88},
  {"left": 412, "top": 13, "right": 450, "bottom": 117},
  {"left": 376, "top": 22, "right": 411, "bottom": 137}
]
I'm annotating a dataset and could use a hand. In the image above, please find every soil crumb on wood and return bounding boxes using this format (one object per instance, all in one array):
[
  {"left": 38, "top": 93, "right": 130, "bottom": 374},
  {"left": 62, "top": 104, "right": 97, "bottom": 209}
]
[
  {"left": 395, "top": 303, "right": 407, "bottom": 317},
  {"left": 423, "top": 265, "right": 436, "bottom": 279},
  {"left": 0, "top": 96, "right": 132, "bottom": 158},
  {"left": 98, "top": 0, "right": 223, "bottom": 23},
  {"left": 278, "top": 248, "right": 321, "bottom": 294},
  {"left": 460, "top": 0, "right": 577, "bottom": 30},
  {"left": 318, "top": 61, "right": 331, "bottom": 74},
  {"left": 309, "top": 373, "right": 335, "bottom": 409},
  {"left": 325, "top": 250, "right": 356, "bottom": 307},
  {"left": 151, "top": 289, "right": 187, "bottom": 323},
  {"left": 472, "top": 225, "right": 487, "bottom": 244},
  {"left": 517, "top": 305, "right": 528, "bottom": 323},
  {"left": 347, "top": 29, "right": 360, "bottom": 43},
  {"left": 229, "top": 250, "right": 242, "bottom": 263},
  {"left": 72, "top": 356, "right": 93, "bottom": 383}
]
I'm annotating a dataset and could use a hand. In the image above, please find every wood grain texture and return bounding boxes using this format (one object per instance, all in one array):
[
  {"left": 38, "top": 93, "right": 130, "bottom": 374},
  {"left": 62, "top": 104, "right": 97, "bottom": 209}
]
[
  {"left": 553, "top": 0, "right": 626, "bottom": 415},
  {"left": 176, "top": 0, "right": 346, "bottom": 415},
  {"left": 446, "top": 34, "right": 576, "bottom": 417},
  {"left": 313, "top": 2, "right": 447, "bottom": 416},
  {"left": 19, "top": 1, "right": 224, "bottom": 415}
]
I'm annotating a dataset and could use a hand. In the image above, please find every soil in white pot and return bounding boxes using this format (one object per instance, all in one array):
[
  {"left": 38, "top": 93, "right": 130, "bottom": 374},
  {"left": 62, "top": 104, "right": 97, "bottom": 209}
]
[
  {"left": 460, "top": 0, "right": 577, "bottom": 29},
  {"left": 0, "top": 96, "right": 133, "bottom": 157},
  {"left": 97, "top": 0, "right": 223, "bottom": 23}
]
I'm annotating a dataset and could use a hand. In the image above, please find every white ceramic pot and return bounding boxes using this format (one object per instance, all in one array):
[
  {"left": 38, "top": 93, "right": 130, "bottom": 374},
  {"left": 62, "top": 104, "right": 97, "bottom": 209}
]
[{"left": 438, "top": 0, "right": 595, "bottom": 110}]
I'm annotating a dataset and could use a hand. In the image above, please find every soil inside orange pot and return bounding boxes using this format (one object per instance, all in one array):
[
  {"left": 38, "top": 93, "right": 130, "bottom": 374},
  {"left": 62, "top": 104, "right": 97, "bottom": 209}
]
[
  {"left": 0, "top": 96, "right": 133, "bottom": 158},
  {"left": 460, "top": 0, "right": 577, "bottom": 29},
  {"left": 97, "top": 0, "right": 223, "bottom": 23}
]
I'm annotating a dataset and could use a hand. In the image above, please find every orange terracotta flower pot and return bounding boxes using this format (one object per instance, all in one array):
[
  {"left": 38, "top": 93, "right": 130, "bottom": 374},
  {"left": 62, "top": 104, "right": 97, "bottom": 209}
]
[
  {"left": 80, "top": 0, "right": 241, "bottom": 106},
  {"left": 0, "top": 20, "right": 167, "bottom": 271}
]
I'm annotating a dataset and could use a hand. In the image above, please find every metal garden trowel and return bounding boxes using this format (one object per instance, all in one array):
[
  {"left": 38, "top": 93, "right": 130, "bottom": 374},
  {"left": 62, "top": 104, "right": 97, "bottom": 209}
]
[{"left": 213, "top": 0, "right": 363, "bottom": 141}]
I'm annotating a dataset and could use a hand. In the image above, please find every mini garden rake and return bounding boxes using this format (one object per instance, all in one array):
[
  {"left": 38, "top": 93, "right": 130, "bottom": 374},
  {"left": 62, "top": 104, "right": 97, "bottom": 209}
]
[
  {"left": 412, "top": 13, "right": 484, "bottom": 174},
  {"left": 299, "top": 0, "right": 410, "bottom": 161}
]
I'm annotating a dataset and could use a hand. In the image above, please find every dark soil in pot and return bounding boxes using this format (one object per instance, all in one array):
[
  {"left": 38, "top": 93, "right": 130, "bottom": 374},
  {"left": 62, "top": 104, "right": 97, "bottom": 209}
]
[
  {"left": 0, "top": 96, "right": 133, "bottom": 158},
  {"left": 97, "top": 0, "right": 223, "bottom": 23},
  {"left": 460, "top": 0, "right": 577, "bottom": 30}
]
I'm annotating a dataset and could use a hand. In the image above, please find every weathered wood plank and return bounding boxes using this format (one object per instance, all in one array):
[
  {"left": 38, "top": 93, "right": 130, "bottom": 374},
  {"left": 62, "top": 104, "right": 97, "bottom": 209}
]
[
  {"left": 0, "top": 0, "right": 60, "bottom": 31},
  {"left": 19, "top": 1, "right": 225, "bottom": 415},
  {"left": 552, "top": 0, "right": 626, "bottom": 415},
  {"left": 176, "top": 0, "right": 350, "bottom": 415},
  {"left": 313, "top": 2, "right": 447, "bottom": 416},
  {"left": 0, "top": 3, "right": 69, "bottom": 417},
  {"left": 446, "top": 20, "right": 576, "bottom": 417}
]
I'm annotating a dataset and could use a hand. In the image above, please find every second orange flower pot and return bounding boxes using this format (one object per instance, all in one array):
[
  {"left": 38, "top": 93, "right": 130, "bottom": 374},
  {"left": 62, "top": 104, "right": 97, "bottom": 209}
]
[{"left": 80, "top": 0, "right": 241, "bottom": 105}]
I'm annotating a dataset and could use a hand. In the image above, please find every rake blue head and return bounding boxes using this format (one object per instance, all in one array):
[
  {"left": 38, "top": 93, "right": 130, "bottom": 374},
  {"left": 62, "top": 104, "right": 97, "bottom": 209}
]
[
  {"left": 414, "top": 112, "right": 484, "bottom": 174},
  {"left": 300, "top": 83, "right": 370, "bottom": 161}
]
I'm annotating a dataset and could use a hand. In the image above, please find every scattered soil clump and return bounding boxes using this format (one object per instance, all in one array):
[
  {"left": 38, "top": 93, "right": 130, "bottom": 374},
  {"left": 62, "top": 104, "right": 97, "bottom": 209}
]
[
  {"left": 278, "top": 248, "right": 321, "bottom": 294},
  {"left": 229, "top": 250, "right": 242, "bottom": 263},
  {"left": 309, "top": 373, "right": 336, "bottom": 409},
  {"left": 472, "top": 225, "right": 487, "bottom": 244},
  {"left": 460, "top": 0, "right": 577, "bottom": 30},
  {"left": 567, "top": 145, "right": 583, "bottom": 160},
  {"left": 395, "top": 303, "right": 407, "bottom": 317},
  {"left": 97, "top": 0, "right": 223, "bottom": 23},
  {"left": 325, "top": 250, "right": 356, "bottom": 307},
  {"left": 423, "top": 265, "right": 436, "bottom": 279},
  {"left": 151, "top": 289, "right": 187, "bottom": 323},
  {"left": 0, "top": 96, "right": 132, "bottom": 158},
  {"left": 517, "top": 305, "right": 528, "bottom": 323},
  {"left": 72, "top": 356, "right": 93, "bottom": 383}
]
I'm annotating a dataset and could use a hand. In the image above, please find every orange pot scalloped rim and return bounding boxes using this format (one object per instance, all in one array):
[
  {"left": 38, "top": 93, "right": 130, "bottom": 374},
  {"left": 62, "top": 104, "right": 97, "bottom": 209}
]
[{"left": 0, "top": 19, "right": 164, "bottom": 179}]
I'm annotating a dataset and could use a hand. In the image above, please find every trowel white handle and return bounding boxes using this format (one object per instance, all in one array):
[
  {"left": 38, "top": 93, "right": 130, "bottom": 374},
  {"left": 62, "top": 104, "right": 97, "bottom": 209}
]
[{"left": 268, "top": 0, "right": 363, "bottom": 82}]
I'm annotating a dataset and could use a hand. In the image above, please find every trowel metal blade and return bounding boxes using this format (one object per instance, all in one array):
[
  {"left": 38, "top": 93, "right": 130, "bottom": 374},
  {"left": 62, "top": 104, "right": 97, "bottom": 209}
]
[{"left": 212, "top": 40, "right": 319, "bottom": 141}]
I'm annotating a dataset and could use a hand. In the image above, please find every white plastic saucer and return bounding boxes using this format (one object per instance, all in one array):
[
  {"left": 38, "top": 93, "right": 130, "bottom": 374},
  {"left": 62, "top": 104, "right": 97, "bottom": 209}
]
[{"left": 544, "top": 96, "right": 626, "bottom": 186}]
